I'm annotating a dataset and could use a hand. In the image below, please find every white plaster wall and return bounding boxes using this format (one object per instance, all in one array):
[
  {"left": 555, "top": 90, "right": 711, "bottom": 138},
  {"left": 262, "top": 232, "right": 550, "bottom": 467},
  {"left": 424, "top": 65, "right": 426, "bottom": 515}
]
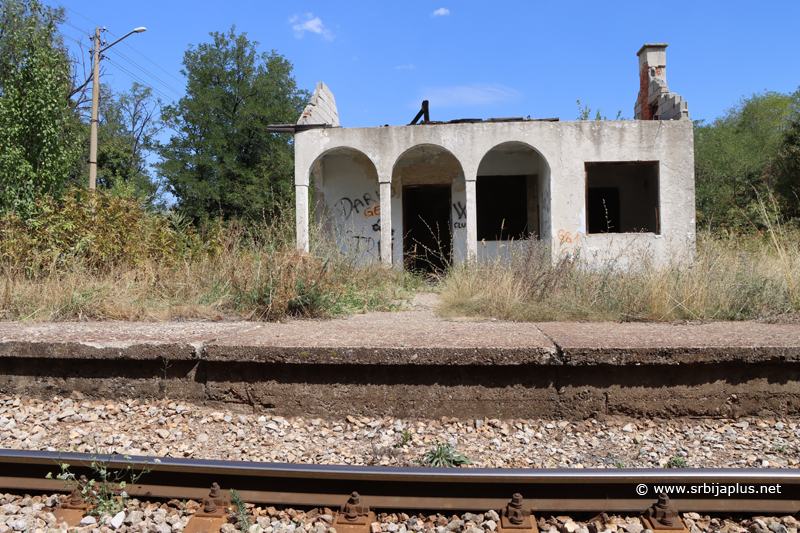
[
  {"left": 296, "top": 118, "right": 694, "bottom": 268},
  {"left": 450, "top": 173, "right": 468, "bottom": 263},
  {"left": 550, "top": 120, "right": 695, "bottom": 266},
  {"left": 311, "top": 152, "right": 398, "bottom": 264}
]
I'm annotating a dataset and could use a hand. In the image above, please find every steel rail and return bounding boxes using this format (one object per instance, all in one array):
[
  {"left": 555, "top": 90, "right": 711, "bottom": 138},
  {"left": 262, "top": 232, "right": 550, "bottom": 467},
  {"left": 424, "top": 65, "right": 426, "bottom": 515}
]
[{"left": 1, "top": 450, "right": 798, "bottom": 515}]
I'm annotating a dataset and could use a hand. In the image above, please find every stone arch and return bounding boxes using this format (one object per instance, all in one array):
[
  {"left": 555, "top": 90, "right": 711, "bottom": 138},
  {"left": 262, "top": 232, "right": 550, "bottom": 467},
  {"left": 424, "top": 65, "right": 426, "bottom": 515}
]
[
  {"left": 391, "top": 144, "right": 465, "bottom": 186},
  {"left": 475, "top": 141, "right": 552, "bottom": 254},
  {"left": 307, "top": 146, "right": 383, "bottom": 262},
  {"left": 391, "top": 144, "right": 467, "bottom": 272}
]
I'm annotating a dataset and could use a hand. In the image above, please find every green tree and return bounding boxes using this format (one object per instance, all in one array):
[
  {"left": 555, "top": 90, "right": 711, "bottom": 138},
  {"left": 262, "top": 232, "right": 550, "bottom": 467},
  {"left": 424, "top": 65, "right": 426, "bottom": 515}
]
[
  {"left": 694, "top": 90, "right": 800, "bottom": 228},
  {"left": 0, "top": 0, "right": 81, "bottom": 216},
  {"left": 774, "top": 119, "right": 800, "bottom": 219},
  {"left": 157, "top": 26, "right": 308, "bottom": 222},
  {"left": 96, "top": 83, "right": 164, "bottom": 205},
  {"left": 67, "top": 82, "right": 165, "bottom": 207}
]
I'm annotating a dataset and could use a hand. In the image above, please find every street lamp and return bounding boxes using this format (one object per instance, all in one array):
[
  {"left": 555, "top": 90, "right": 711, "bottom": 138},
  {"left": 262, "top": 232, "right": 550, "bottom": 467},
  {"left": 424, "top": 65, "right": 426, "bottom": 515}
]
[{"left": 88, "top": 26, "right": 146, "bottom": 190}]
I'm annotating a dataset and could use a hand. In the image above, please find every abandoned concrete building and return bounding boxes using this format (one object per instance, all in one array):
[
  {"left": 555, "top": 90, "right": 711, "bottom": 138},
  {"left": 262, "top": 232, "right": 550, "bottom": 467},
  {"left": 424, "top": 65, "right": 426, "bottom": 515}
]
[{"left": 285, "top": 43, "right": 694, "bottom": 270}]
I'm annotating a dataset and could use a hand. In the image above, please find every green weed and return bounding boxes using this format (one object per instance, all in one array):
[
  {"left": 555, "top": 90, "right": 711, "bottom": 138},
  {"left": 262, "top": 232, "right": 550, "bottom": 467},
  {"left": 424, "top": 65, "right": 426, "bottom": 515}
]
[
  {"left": 419, "top": 443, "right": 473, "bottom": 468},
  {"left": 665, "top": 456, "right": 688, "bottom": 468},
  {"left": 229, "top": 488, "right": 251, "bottom": 532},
  {"left": 46, "top": 454, "right": 157, "bottom": 518}
]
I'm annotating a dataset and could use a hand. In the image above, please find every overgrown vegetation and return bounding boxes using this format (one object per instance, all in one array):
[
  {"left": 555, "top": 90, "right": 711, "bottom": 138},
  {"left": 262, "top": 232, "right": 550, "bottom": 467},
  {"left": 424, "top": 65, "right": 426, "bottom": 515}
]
[
  {"left": 229, "top": 489, "right": 251, "bottom": 532},
  {"left": 0, "top": 188, "right": 418, "bottom": 321},
  {"left": 46, "top": 454, "right": 155, "bottom": 518},
  {"left": 695, "top": 89, "right": 800, "bottom": 229},
  {"left": 419, "top": 443, "right": 473, "bottom": 468},
  {"left": 3, "top": 0, "right": 799, "bottom": 326},
  {"left": 438, "top": 224, "right": 800, "bottom": 323}
]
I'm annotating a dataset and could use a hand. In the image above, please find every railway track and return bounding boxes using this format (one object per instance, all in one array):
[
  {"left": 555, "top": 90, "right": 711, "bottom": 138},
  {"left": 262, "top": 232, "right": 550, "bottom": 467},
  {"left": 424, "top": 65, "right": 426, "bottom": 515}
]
[{"left": 1, "top": 449, "right": 798, "bottom": 517}]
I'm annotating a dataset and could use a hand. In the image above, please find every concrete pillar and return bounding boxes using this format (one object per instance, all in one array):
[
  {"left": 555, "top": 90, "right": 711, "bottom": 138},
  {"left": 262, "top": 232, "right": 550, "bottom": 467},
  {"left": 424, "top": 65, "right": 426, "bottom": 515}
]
[
  {"left": 295, "top": 184, "right": 309, "bottom": 253},
  {"left": 379, "top": 181, "right": 392, "bottom": 267},
  {"left": 465, "top": 179, "right": 477, "bottom": 261}
]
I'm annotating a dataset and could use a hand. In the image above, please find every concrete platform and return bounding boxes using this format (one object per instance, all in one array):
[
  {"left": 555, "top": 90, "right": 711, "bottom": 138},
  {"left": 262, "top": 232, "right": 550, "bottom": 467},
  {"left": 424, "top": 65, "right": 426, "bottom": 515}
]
[{"left": 1, "top": 302, "right": 799, "bottom": 419}]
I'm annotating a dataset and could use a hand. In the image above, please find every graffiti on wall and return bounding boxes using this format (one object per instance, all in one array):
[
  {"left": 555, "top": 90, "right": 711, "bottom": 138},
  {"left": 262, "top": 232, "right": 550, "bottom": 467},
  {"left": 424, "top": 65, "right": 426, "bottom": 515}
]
[
  {"left": 557, "top": 229, "right": 580, "bottom": 246},
  {"left": 346, "top": 219, "right": 395, "bottom": 256},
  {"left": 452, "top": 201, "right": 466, "bottom": 229},
  {"left": 335, "top": 191, "right": 379, "bottom": 220}
]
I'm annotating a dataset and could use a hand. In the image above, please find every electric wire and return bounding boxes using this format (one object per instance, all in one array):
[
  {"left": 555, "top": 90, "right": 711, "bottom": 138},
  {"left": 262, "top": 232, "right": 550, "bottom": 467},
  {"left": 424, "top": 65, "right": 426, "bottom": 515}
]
[
  {"left": 53, "top": 0, "right": 184, "bottom": 99},
  {"left": 57, "top": 31, "right": 84, "bottom": 48},
  {"left": 105, "top": 58, "right": 173, "bottom": 101},
  {"left": 120, "top": 41, "right": 184, "bottom": 85},
  {"left": 64, "top": 20, "right": 89, "bottom": 36},
  {"left": 109, "top": 49, "right": 182, "bottom": 95},
  {"left": 58, "top": 28, "right": 176, "bottom": 104},
  {"left": 51, "top": 0, "right": 102, "bottom": 31}
]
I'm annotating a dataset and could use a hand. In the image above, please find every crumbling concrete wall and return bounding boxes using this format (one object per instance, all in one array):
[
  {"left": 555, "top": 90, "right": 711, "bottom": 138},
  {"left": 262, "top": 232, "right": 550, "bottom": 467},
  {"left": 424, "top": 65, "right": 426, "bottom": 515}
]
[
  {"left": 634, "top": 43, "right": 690, "bottom": 121},
  {"left": 311, "top": 148, "right": 393, "bottom": 264},
  {"left": 298, "top": 82, "right": 339, "bottom": 126},
  {"left": 295, "top": 44, "right": 695, "bottom": 268},
  {"left": 298, "top": 119, "right": 695, "bottom": 267}
]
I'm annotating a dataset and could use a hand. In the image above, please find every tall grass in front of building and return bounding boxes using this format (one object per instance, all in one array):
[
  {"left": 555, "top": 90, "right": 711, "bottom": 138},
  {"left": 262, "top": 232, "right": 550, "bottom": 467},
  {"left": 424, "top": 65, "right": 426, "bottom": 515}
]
[
  {"left": 438, "top": 224, "right": 800, "bottom": 323},
  {"left": 0, "top": 189, "right": 419, "bottom": 321}
]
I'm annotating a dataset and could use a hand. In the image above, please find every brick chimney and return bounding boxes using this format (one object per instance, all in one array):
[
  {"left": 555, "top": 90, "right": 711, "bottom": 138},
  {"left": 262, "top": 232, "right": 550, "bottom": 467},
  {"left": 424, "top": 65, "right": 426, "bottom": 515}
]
[{"left": 635, "top": 43, "right": 689, "bottom": 120}]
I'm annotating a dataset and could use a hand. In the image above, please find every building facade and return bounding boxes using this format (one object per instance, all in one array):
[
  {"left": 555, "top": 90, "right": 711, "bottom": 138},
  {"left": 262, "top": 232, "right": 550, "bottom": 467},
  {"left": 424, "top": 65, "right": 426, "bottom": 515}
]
[{"left": 290, "top": 44, "right": 695, "bottom": 269}]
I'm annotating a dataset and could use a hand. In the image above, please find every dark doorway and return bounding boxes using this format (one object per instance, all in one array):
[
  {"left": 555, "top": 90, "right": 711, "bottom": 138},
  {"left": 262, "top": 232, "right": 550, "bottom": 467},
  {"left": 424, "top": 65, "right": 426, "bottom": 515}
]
[{"left": 403, "top": 185, "right": 452, "bottom": 273}]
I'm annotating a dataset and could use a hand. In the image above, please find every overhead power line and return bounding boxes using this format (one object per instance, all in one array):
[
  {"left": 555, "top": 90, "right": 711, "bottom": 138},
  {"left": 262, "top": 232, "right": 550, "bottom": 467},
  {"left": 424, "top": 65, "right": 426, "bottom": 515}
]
[
  {"left": 105, "top": 58, "right": 173, "bottom": 101},
  {"left": 52, "top": 0, "right": 102, "bottom": 30},
  {"left": 108, "top": 49, "right": 182, "bottom": 95},
  {"left": 54, "top": 1, "right": 184, "bottom": 99},
  {"left": 120, "top": 41, "right": 184, "bottom": 85},
  {"left": 64, "top": 20, "right": 89, "bottom": 36}
]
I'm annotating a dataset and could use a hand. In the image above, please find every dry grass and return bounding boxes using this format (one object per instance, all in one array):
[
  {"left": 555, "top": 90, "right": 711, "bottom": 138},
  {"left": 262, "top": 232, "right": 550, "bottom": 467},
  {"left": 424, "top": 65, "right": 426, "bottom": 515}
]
[
  {"left": 5, "top": 190, "right": 798, "bottom": 324},
  {"left": 0, "top": 193, "right": 420, "bottom": 322},
  {"left": 1, "top": 249, "right": 414, "bottom": 321},
  {"left": 438, "top": 228, "right": 800, "bottom": 323}
]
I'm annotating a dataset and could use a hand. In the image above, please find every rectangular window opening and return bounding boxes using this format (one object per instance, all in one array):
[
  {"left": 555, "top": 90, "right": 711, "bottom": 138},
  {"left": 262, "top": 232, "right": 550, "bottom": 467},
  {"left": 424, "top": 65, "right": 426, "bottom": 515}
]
[
  {"left": 476, "top": 175, "right": 529, "bottom": 240},
  {"left": 586, "top": 162, "right": 659, "bottom": 234}
]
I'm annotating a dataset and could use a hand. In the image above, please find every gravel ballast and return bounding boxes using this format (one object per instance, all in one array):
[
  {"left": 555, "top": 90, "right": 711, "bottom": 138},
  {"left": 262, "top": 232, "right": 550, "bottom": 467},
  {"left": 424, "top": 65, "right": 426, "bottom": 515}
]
[{"left": 1, "top": 394, "right": 798, "bottom": 469}]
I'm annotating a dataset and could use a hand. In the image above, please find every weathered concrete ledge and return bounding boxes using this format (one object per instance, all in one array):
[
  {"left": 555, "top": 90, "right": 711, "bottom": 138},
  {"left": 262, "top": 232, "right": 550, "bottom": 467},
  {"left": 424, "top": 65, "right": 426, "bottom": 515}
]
[{"left": 1, "top": 316, "right": 800, "bottom": 420}]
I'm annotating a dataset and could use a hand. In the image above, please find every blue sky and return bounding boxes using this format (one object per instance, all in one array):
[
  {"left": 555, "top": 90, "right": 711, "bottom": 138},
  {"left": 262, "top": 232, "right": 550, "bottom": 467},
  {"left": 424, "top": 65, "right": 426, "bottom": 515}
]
[{"left": 51, "top": 0, "right": 800, "bottom": 129}]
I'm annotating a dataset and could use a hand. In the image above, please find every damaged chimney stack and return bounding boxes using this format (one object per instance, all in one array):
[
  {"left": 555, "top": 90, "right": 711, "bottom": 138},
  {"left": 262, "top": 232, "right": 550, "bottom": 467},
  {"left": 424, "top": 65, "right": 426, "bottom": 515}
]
[{"left": 635, "top": 43, "right": 689, "bottom": 121}]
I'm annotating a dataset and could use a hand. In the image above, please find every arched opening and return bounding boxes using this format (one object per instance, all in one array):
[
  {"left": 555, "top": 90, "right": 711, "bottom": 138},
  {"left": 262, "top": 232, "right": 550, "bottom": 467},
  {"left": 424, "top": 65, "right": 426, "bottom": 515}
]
[
  {"left": 310, "top": 147, "right": 382, "bottom": 262},
  {"left": 476, "top": 142, "right": 550, "bottom": 258},
  {"left": 392, "top": 145, "right": 465, "bottom": 273}
]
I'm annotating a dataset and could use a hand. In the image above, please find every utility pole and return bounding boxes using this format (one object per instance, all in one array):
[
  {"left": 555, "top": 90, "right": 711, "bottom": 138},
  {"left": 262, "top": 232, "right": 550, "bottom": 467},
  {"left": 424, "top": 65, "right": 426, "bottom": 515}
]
[
  {"left": 87, "top": 26, "right": 147, "bottom": 191},
  {"left": 88, "top": 27, "right": 101, "bottom": 190}
]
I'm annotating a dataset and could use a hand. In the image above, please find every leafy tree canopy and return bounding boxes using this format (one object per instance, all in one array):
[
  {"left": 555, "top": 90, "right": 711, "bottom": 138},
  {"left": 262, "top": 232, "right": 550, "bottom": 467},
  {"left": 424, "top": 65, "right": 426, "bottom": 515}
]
[
  {"left": 92, "top": 82, "right": 164, "bottom": 207},
  {"left": 0, "top": 0, "right": 81, "bottom": 217},
  {"left": 157, "top": 26, "right": 308, "bottom": 223},
  {"left": 694, "top": 89, "right": 800, "bottom": 229}
]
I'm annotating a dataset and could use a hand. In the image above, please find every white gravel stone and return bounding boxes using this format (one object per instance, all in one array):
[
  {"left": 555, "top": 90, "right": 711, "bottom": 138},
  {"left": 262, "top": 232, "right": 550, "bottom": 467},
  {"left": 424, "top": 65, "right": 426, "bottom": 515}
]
[
  {"left": 79, "top": 516, "right": 97, "bottom": 526},
  {"left": 110, "top": 511, "right": 126, "bottom": 529},
  {"left": 0, "top": 394, "right": 798, "bottom": 471}
]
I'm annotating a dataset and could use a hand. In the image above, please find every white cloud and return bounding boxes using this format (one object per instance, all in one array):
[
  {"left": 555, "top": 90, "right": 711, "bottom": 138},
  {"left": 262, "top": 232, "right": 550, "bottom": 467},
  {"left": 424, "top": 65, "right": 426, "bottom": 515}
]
[
  {"left": 396, "top": 64, "right": 415, "bottom": 70},
  {"left": 431, "top": 7, "right": 450, "bottom": 16},
  {"left": 290, "top": 13, "right": 333, "bottom": 41},
  {"left": 421, "top": 84, "right": 522, "bottom": 108}
]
